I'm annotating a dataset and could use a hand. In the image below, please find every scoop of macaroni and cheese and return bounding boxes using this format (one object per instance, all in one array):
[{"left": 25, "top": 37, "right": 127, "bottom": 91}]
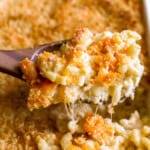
[{"left": 20, "top": 28, "right": 144, "bottom": 110}]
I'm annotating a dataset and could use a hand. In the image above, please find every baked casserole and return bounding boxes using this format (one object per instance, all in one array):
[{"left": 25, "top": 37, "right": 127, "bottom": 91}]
[{"left": 0, "top": 0, "right": 149, "bottom": 150}]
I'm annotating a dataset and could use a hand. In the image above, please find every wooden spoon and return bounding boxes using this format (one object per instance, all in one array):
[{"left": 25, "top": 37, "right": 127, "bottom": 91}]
[{"left": 0, "top": 40, "right": 67, "bottom": 79}]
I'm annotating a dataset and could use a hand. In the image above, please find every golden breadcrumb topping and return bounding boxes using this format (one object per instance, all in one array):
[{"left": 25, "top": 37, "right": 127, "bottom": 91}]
[
  {"left": 83, "top": 113, "right": 114, "bottom": 144},
  {"left": 0, "top": 0, "right": 144, "bottom": 50}
]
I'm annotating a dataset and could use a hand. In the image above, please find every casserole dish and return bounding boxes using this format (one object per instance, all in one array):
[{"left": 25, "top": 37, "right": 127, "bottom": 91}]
[{"left": 0, "top": 0, "right": 149, "bottom": 149}]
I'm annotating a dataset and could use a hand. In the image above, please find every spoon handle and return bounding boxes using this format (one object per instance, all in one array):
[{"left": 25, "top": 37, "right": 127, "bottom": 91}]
[
  {"left": 0, "top": 49, "right": 34, "bottom": 78},
  {"left": 0, "top": 40, "right": 67, "bottom": 79}
]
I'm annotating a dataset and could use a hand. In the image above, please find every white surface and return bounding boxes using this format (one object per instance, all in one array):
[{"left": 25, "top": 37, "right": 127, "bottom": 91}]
[
  {"left": 143, "top": 0, "right": 150, "bottom": 56},
  {"left": 143, "top": 0, "right": 150, "bottom": 115}
]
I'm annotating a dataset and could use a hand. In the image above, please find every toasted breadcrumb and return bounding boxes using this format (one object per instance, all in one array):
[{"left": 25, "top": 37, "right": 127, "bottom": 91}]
[{"left": 83, "top": 113, "right": 114, "bottom": 144}]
